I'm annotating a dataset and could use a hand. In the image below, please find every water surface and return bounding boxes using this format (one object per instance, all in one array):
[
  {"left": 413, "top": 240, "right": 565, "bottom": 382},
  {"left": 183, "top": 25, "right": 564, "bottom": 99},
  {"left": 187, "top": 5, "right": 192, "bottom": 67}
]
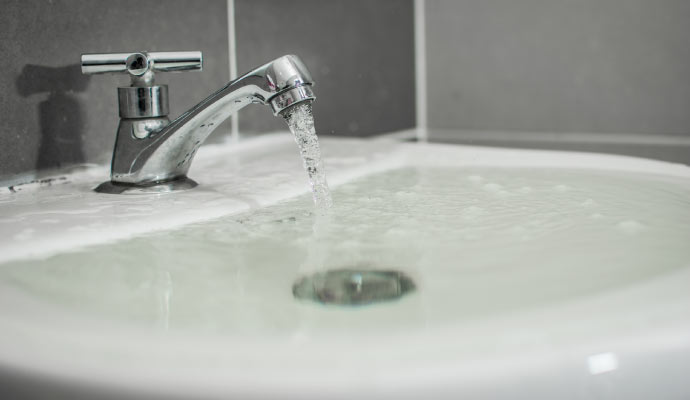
[{"left": 1, "top": 167, "right": 688, "bottom": 335}]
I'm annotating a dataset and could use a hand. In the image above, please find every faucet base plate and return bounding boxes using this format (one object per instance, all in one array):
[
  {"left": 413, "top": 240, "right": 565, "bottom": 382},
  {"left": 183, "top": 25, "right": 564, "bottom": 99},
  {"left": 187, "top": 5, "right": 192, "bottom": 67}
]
[{"left": 94, "top": 177, "right": 198, "bottom": 195}]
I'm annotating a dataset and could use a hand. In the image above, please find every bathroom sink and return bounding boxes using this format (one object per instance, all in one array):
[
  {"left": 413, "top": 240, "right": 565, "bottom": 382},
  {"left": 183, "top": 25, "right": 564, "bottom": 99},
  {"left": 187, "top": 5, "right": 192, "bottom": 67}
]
[{"left": 1, "top": 133, "right": 689, "bottom": 399}]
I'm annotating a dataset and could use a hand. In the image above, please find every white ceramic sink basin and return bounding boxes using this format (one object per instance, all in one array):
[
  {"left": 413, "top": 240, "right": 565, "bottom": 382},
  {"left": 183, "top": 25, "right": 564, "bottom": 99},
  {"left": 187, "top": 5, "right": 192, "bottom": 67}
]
[{"left": 0, "top": 133, "right": 689, "bottom": 399}]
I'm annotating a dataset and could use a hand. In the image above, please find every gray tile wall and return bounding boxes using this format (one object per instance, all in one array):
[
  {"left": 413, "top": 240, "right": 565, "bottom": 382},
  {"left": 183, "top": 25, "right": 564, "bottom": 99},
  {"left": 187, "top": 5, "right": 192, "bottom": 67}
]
[
  {"left": 425, "top": 0, "right": 690, "bottom": 136},
  {"left": 0, "top": 0, "right": 229, "bottom": 181},
  {"left": 1, "top": 0, "right": 416, "bottom": 181},
  {"left": 234, "top": 0, "right": 416, "bottom": 137}
]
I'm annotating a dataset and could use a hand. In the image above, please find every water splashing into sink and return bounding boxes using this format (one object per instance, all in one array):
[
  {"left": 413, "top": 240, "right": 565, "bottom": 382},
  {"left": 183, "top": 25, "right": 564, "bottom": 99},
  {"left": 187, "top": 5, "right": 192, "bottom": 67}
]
[{"left": 282, "top": 102, "right": 333, "bottom": 210}]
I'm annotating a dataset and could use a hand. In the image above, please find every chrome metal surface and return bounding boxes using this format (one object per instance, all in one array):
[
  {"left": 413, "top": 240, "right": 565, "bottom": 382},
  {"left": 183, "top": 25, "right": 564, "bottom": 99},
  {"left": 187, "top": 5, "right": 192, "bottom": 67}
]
[
  {"left": 270, "top": 86, "right": 315, "bottom": 116},
  {"left": 82, "top": 51, "right": 202, "bottom": 88},
  {"left": 83, "top": 52, "right": 315, "bottom": 191},
  {"left": 293, "top": 269, "right": 416, "bottom": 306},
  {"left": 81, "top": 51, "right": 202, "bottom": 77},
  {"left": 118, "top": 86, "right": 169, "bottom": 118},
  {"left": 122, "top": 118, "right": 170, "bottom": 140},
  {"left": 94, "top": 177, "right": 198, "bottom": 195}
]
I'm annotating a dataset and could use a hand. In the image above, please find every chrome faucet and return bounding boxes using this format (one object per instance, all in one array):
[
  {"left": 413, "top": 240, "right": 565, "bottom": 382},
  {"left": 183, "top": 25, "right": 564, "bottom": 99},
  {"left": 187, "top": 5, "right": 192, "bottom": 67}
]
[{"left": 81, "top": 51, "right": 315, "bottom": 194}]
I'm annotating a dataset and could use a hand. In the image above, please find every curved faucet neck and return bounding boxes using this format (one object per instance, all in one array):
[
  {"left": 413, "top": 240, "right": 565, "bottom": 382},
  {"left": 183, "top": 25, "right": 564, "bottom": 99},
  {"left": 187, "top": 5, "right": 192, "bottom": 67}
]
[{"left": 105, "top": 55, "right": 315, "bottom": 186}]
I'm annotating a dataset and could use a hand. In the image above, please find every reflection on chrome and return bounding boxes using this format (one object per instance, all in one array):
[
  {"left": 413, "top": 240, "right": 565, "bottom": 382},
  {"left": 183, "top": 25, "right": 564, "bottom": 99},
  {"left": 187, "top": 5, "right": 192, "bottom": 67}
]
[
  {"left": 587, "top": 352, "right": 619, "bottom": 375},
  {"left": 81, "top": 52, "right": 315, "bottom": 193}
]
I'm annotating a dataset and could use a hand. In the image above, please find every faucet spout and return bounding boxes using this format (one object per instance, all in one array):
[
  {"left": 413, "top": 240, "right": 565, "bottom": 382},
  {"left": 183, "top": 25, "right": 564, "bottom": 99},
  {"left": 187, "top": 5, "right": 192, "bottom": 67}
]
[{"left": 109, "top": 54, "right": 315, "bottom": 186}]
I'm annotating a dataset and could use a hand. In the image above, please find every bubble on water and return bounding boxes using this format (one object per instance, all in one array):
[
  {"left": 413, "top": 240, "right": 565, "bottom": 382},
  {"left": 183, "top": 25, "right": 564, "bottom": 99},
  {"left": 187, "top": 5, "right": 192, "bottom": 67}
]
[
  {"left": 394, "top": 191, "right": 416, "bottom": 199},
  {"left": 581, "top": 198, "right": 596, "bottom": 207},
  {"left": 483, "top": 183, "right": 503, "bottom": 192},
  {"left": 461, "top": 206, "right": 485, "bottom": 220},
  {"left": 462, "top": 232, "right": 483, "bottom": 241},
  {"left": 467, "top": 175, "right": 483, "bottom": 183},
  {"left": 553, "top": 184, "right": 571, "bottom": 192},
  {"left": 337, "top": 240, "right": 361, "bottom": 250},
  {"left": 589, "top": 213, "right": 604, "bottom": 219},
  {"left": 395, "top": 215, "right": 417, "bottom": 227},
  {"left": 359, "top": 196, "right": 384, "bottom": 204},
  {"left": 527, "top": 219, "right": 545, "bottom": 227},
  {"left": 616, "top": 220, "right": 645, "bottom": 235},
  {"left": 507, "top": 225, "right": 527, "bottom": 235}
]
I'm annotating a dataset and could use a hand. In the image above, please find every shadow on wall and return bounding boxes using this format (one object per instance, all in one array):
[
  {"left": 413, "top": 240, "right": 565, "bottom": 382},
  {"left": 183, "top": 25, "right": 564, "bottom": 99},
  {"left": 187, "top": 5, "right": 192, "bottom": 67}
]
[{"left": 16, "top": 64, "right": 91, "bottom": 171}]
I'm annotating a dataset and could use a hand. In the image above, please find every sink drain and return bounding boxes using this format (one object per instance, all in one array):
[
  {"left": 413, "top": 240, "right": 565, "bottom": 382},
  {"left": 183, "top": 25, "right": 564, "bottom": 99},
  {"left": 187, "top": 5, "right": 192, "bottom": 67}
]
[{"left": 292, "top": 268, "right": 416, "bottom": 306}]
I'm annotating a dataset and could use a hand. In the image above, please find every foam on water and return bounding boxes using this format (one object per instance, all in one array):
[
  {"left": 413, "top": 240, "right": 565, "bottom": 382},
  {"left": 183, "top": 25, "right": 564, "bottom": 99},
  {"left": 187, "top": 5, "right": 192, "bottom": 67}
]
[
  {"left": 1, "top": 167, "right": 689, "bottom": 334},
  {"left": 283, "top": 102, "right": 333, "bottom": 210}
]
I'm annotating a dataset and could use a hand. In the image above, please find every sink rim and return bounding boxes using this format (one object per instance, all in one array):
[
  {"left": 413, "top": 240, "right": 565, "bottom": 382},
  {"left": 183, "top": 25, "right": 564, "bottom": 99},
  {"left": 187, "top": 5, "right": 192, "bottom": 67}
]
[
  {"left": 1, "top": 133, "right": 689, "bottom": 265},
  {"left": 1, "top": 132, "right": 690, "bottom": 398}
]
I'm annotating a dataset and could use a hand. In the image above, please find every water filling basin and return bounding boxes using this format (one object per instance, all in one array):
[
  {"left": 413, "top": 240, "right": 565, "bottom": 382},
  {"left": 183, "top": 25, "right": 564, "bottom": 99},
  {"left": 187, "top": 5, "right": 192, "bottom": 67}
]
[{"left": 0, "top": 133, "right": 689, "bottom": 399}]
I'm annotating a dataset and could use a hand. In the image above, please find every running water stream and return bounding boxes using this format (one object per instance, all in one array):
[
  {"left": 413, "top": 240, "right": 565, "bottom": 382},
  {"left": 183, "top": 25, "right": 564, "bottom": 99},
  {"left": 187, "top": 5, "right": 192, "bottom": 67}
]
[
  {"left": 283, "top": 102, "right": 333, "bottom": 210},
  {"left": 282, "top": 102, "right": 409, "bottom": 305}
]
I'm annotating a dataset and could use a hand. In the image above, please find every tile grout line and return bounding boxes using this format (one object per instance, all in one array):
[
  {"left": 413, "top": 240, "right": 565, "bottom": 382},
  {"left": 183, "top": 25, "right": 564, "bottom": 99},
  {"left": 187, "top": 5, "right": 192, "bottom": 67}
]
[
  {"left": 414, "top": 0, "right": 428, "bottom": 142},
  {"left": 227, "top": 0, "right": 239, "bottom": 142}
]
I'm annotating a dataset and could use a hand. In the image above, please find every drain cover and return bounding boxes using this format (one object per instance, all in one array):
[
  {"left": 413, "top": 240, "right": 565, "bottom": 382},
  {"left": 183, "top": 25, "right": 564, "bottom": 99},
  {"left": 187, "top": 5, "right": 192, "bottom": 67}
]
[{"left": 292, "top": 268, "right": 416, "bottom": 306}]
